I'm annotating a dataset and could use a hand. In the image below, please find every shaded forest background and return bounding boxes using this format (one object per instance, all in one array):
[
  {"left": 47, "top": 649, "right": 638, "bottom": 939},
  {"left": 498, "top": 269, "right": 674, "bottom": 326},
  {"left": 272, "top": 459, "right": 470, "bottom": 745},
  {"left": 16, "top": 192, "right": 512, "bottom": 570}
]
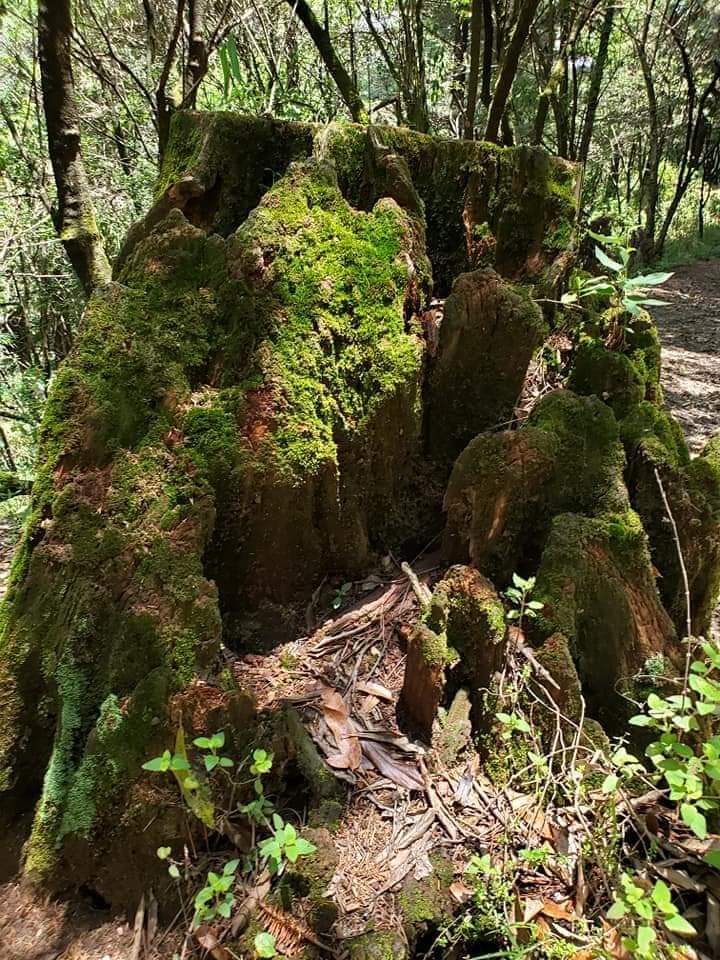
[{"left": 0, "top": 0, "right": 719, "bottom": 485}]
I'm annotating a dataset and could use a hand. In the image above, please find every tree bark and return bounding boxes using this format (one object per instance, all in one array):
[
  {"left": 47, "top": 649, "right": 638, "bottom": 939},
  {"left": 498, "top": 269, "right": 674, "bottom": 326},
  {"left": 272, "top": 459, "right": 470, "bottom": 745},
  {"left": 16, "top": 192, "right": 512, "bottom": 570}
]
[
  {"left": 463, "top": 0, "right": 483, "bottom": 138},
  {"left": 577, "top": 1, "right": 615, "bottom": 165},
  {"left": 286, "top": 0, "right": 367, "bottom": 122},
  {"left": 37, "top": 0, "right": 111, "bottom": 296},
  {"left": 184, "top": 0, "right": 208, "bottom": 108},
  {"left": 484, "top": 0, "right": 541, "bottom": 143}
]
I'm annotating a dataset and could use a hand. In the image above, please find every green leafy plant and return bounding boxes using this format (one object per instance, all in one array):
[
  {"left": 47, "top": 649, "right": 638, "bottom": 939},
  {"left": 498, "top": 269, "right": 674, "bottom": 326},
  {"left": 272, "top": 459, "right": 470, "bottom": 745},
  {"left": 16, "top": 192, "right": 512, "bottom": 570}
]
[
  {"left": 563, "top": 231, "right": 673, "bottom": 319},
  {"left": 193, "top": 730, "right": 234, "bottom": 773},
  {"left": 331, "top": 581, "right": 352, "bottom": 610},
  {"left": 193, "top": 858, "right": 240, "bottom": 927},
  {"left": 504, "top": 573, "right": 544, "bottom": 625},
  {"left": 254, "top": 931, "right": 278, "bottom": 958},
  {"left": 607, "top": 874, "right": 695, "bottom": 957},
  {"left": 629, "top": 639, "right": 720, "bottom": 846},
  {"left": 258, "top": 813, "right": 317, "bottom": 874},
  {"left": 142, "top": 749, "right": 189, "bottom": 774},
  {"left": 157, "top": 845, "right": 181, "bottom": 879},
  {"left": 240, "top": 749, "right": 275, "bottom": 824}
]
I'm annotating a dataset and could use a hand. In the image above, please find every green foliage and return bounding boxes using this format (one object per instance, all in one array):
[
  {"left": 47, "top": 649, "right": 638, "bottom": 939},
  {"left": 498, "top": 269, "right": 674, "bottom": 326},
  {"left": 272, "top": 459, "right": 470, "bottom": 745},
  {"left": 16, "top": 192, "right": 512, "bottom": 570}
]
[
  {"left": 628, "top": 638, "right": 720, "bottom": 845},
  {"left": 254, "top": 932, "right": 278, "bottom": 958},
  {"left": 258, "top": 813, "right": 317, "bottom": 874},
  {"left": 503, "top": 572, "right": 544, "bottom": 624},
  {"left": 607, "top": 874, "right": 696, "bottom": 957},
  {"left": 193, "top": 731, "right": 235, "bottom": 772},
  {"left": 563, "top": 232, "right": 673, "bottom": 325},
  {"left": 193, "top": 858, "right": 240, "bottom": 927}
]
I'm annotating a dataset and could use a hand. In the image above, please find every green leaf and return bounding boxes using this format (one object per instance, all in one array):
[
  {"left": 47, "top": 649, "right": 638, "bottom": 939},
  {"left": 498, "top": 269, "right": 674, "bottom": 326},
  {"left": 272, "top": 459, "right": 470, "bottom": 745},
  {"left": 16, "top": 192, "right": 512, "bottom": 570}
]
[
  {"left": 219, "top": 44, "right": 230, "bottom": 99},
  {"left": 168, "top": 864, "right": 180, "bottom": 879},
  {"left": 595, "top": 246, "right": 623, "bottom": 272},
  {"left": 294, "top": 837, "right": 317, "bottom": 856},
  {"left": 606, "top": 900, "right": 627, "bottom": 920},
  {"left": 602, "top": 773, "right": 619, "bottom": 794},
  {"left": 211, "top": 731, "right": 225, "bottom": 749},
  {"left": 636, "top": 925, "right": 656, "bottom": 955},
  {"left": 626, "top": 271, "right": 673, "bottom": 287},
  {"left": 285, "top": 844, "right": 299, "bottom": 863},
  {"left": 664, "top": 913, "right": 696, "bottom": 935},
  {"left": 157, "top": 846, "right": 172, "bottom": 860},
  {"left": 629, "top": 714, "right": 652, "bottom": 726},
  {"left": 622, "top": 297, "right": 641, "bottom": 316},
  {"left": 681, "top": 802, "right": 707, "bottom": 839},
  {"left": 223, "top": 858, "right": 240, "bottom": 875},
  {"left": 255, "top": 932, "right": 277, "bottom": 958},
  {"left": 204, "top": 754, "right": 220, "bottom": 772},
  {"left": 703, "top": 850, "right": 720, "bottom": 868},
  {"left": 272, "top": 813, "right": 284, "bottom": 831},
  {"left": 226, "top": 34, "right": 241, "bottom": 81},
  {"left": 218, "top": 900, "right": 232, "bottom": 919},
  {"left": 219, "top": 756, "right": 234, "bottom": 768},
  {"left": 193, "top": 737, "right": 212, "bottom": 750},
  {"left": 142, "top": 752, "right": 170, "bottom": 772},
  {"left": 651, "top": 880, "right": 671, "bottom": 909},
  {"left": 170, "top": 753, "right": 190, "bottom": 771}
]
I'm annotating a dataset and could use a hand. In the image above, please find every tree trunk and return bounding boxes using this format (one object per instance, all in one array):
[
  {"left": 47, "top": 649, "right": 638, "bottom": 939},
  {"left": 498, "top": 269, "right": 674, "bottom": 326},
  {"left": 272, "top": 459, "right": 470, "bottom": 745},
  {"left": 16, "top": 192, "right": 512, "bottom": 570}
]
[
  {"left": 484, "top": 0, "right": 542, "bottom": 143},
  {"left": 577, "top": 1, "right": 615, "bottom": 165},
  {"left": 37, "top": 0, "right": 111, "bottom": 296},
  {"left": 184, "top": 0, "right": 208, "bottom": 107},
  {"left": 464, "top": 0, "right": 484, "bottom": 139},
  {"left": 286, "top": 0, "right": 367, "bottom": 122}
]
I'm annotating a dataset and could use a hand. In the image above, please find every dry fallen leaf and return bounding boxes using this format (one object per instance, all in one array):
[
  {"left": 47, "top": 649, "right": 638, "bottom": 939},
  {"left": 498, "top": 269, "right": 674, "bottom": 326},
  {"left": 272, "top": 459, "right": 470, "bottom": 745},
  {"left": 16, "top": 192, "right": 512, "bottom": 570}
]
[
  {"left": 320, "top": 684, "right": 361, "bottom": 770},
  {"left": 450, "top": 880, "right": 474, "bottom": 905},
  {"left": 195, "top": 924, "right": 232, "bottom": 960},
  {"left": 541, "top": 899, "right": 577, "bottom": 921}
]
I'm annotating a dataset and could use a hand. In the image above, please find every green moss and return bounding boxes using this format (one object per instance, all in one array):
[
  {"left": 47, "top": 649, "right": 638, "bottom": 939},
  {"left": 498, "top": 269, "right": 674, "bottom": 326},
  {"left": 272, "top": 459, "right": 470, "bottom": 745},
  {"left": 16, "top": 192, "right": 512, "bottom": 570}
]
[
  {"left": 348, "top": 931, "right": 407, "bottom": 960},
  {"left": 620, "top": 401, "right": 690, "bottom": 469}
]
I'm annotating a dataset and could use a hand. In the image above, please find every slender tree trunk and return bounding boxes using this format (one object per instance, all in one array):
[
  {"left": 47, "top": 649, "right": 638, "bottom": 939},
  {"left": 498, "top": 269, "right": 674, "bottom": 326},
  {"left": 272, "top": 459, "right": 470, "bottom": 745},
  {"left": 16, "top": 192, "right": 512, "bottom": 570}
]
[
  {"left": 464, "top": 0, "right": 483, "bottom": 138},
  {"left": 484, "top": 0, "right": 542, "bottom": 143},
  {"left": 286, "top": 0, "right": 367, "bottom": 122},
  {"left": 184, "top": 0, "right": 208, "bottom": 107},
  {"left": 577, "top": 2, "right": 615, "bottom": 165},
  {"left": 37, "top": 0, "right": 111, "bottom": 296},
  {"left": 481, "top": 0, "right": 494, "bottom": 105}
]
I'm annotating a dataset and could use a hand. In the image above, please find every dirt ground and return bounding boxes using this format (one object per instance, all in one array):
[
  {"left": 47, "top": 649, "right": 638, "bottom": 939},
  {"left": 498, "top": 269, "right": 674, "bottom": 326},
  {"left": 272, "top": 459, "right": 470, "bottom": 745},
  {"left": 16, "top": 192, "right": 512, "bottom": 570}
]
[
  {"left": 0, "top": 259, "right": 718, "bottom": 960},
  {"left": 654, "top": 258, "right": 720, "bottom": 455}
]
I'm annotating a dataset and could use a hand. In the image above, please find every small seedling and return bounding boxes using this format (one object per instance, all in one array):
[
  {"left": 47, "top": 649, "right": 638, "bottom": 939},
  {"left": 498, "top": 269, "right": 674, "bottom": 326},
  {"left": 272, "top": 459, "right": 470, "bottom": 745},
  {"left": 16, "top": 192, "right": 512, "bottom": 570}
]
[
  {"left": 332, "top": 582, "right": 352, "bottom": 610},
  {"left": 504, "top": 573, "right": 544, "bottom": 625},
  {"left": 258, "top": 814, "right": 317, "bottom": 874},
  {"left": 193, "top": 731, "right": 234, "bottom": 772},
  {"left": 193, "top": 858, "right": 240, "bottom": 927},
  {"left": 142, "top": 749, "right": 189, "bottom": 773}
]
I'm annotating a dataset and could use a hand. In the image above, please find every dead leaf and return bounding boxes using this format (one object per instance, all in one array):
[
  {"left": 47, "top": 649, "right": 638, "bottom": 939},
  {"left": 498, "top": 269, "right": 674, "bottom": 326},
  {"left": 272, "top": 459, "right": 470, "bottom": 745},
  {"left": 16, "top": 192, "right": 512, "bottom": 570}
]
[
  {"left": 195, "top": 924, "right": 232, "bottom": 960},
  {"left": 450, "top": 881, "right": 473, "bottom": 905},
  {"left": 522, "top": 898, "right": 545, "bottom": 922},
  {"left": 320, "top": 685, "right": 361, "bottom": 770},
  {"left": 541, "top": 899, "right": 577, "bottom": 921},
  {"left": 356, "top": 680, "right": 394, "bottom": 701},
  {"left": 602, "top": 920, "right": 632, "bottom": 959},
  {"left": 360, "top": 737, "right": 424, "bottom": 790}
]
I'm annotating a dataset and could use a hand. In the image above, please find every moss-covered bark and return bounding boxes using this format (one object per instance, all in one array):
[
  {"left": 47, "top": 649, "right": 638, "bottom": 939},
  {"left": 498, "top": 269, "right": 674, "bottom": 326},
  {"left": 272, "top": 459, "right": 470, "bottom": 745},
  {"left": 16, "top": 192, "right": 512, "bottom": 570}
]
[{"left": 427, "top": 268, "right": 547, "bottom": 462}]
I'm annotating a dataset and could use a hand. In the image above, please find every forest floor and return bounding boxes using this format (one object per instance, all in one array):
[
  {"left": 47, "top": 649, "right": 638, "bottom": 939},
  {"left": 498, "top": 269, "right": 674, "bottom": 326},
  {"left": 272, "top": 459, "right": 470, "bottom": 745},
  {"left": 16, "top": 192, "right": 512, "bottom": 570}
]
[
  {"left": 0, "top": 258, "right": 719, "bottom": 960},
  {"left": 654, "top": 257, "right": 720, "bottom": 455}
]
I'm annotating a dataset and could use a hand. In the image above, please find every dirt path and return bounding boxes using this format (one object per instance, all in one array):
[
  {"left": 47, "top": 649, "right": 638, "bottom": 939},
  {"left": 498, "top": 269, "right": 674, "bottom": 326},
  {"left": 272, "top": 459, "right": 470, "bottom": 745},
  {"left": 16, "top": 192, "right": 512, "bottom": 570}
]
[
  {"left": 655, "top": 258, "right": 720, "bottom": 639},
  {"left": 654, "top": 259, "right": 720, "bottom": 455}
]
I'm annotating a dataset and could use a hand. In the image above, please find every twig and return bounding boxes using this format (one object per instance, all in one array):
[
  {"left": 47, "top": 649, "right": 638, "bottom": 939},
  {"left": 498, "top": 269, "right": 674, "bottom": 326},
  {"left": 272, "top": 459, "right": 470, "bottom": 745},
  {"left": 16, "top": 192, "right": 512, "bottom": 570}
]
[
  {"left": 653, "top": 466, "right": 693, "bottom": 696},
  {"left": 401, "top": 561, "right": 432, "bottom": 608}
]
